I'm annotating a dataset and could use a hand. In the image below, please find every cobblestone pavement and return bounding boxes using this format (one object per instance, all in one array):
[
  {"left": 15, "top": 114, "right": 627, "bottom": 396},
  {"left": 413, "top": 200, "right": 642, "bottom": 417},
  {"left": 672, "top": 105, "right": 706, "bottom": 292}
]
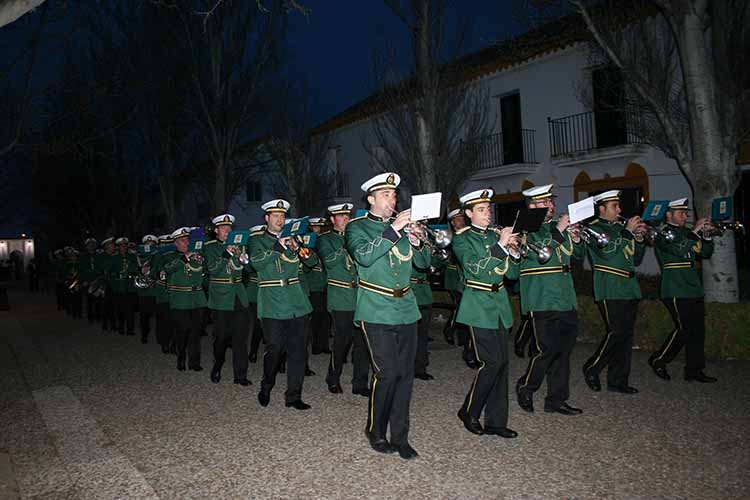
[{"left": 1, "top": 288, "right": 749, "bottom": 500}]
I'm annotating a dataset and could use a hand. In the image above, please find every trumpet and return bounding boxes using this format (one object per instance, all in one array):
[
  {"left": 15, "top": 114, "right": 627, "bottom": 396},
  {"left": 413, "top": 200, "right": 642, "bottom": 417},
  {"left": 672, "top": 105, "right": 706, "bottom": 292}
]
[
  {"left": 133, "top": 260, "right": 155, "bottom": 289},
  {"left": 488, "top": 225, "right": 553, "bottom": 264},
  {"left": 405, "top": 221, "right": 452, "bottom": 249},
  {"left": 66, "top": 273, "right": 81, "bottom": 293},
  {"left": 287, "top": 235, "right": 312, "bottom": 260},
  {"left": 700, "top": 221, "right": 745, "bottom": 237},
  {"left": 88, "top": 276, "right": 106, "bottom": 298},
  {"left": 569, "top": 222, "right": 610, "bottom": 248},
  {"left": 228, "top": 245, "right": 250, "bottom": 265}
]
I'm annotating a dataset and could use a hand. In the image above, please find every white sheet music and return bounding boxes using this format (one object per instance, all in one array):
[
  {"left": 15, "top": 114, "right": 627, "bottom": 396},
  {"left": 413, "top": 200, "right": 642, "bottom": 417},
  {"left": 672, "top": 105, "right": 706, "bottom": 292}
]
[
  {"left": 568, "top": 197, "right": 595, "bottom": 224},
  {"left": 410, "top": 192, "right": 442, "bottom": 221}
]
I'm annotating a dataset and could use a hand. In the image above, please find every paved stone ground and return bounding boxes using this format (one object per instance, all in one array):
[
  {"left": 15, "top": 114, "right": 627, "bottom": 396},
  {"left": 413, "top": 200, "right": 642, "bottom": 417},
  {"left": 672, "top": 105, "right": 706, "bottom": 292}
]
[{"left": 1, "top": 286, "right": 749, "bottom": 500}]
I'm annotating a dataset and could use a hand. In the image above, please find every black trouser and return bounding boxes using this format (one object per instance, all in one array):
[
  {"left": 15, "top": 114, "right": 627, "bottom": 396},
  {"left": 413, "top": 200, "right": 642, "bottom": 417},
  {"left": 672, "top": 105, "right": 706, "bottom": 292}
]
[
  {"left": 139, "top": 296, "right": 157, "bottom": 339},
  {"left": 114, "top": 293, "right": 136, "bottom": 334},
  {"left": 102, "top": 289, "right": 116, "bottom": 330},
  {"left": 514, "top": 313, "right": 538, "bottom": 356},
  {"left": 651, "top": 297, "right": 706, "bottom": 376},
  {"left": 584, "top": 299, "right": 639, "bottom": 388},
  {"left": 212, "top": 298, "right": 249, "bottom": 380},
  {"left": 84, "top": 292, "right": 101, "bottom": 322},
  {"left": 309, "top": 291, "right": 331, "bottom": 353},
  {"left": 460, "top": 325, "right": 510, "bottom": 429},
  {"left": 29, "top": 276, "right": 39, "bottom": 292},
  {"left": 172, "top": 308, "right": 202, "bottom": 369},
  {"left": 449, "top": 291, "right": 476, "bottom": 362},
  {"left": 248, "top": 303, "right": 263, "bottom": 359},
  {"left": 69, "top": 289, "right": 82, "bottom": 318},
  {"left": 415, "top": 305, "right": 432, "bottom": 375},
  {"left": 326, "top": 310, "right": 369, "bottom": 391},
  {"left": 517, "top": 310, "right": 578, "bottom": 407},
  {"left": 360, "top": 321, "right": 417, "bottom": 446},
  {"left": 155, "top": 301, "right": 173, "bottom": 349},
  {"left": 261, "top": 316, "right": 307, "bottom": 403}
]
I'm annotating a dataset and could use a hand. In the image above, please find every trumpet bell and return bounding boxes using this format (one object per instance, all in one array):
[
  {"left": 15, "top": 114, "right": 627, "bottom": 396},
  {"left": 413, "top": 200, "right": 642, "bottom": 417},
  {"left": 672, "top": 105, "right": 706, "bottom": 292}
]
[{"left": 134, "top": 275, "right": 155, "bottom": 289}]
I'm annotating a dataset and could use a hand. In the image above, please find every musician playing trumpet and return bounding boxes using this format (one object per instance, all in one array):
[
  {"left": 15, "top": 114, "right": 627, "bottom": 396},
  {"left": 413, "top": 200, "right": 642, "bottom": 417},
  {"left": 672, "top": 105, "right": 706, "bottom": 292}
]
[
  {"left": 648, "top": 198, "right": 717, "bottom": 383},
  {"left": 164, "top": 227, "right": 207, "bottom": 372},
  {"left": 582, "top": 190, "right": 647, "bottom": 395},
  {"left": 453, "top": 188, "right": 520, "bottom": 439},
  {"left": 515, "top": 184, "right": 585, "bottom": 416}
]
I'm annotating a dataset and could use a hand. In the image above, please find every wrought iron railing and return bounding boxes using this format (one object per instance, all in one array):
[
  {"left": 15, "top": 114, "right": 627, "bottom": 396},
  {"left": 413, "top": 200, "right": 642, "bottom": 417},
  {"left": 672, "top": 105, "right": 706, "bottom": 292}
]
[
  {"left": 463, "top": 130, "right": 537, "bottom": 170},
  {"left": 547, "top": 110, "right": 644, "bottom": 158}
]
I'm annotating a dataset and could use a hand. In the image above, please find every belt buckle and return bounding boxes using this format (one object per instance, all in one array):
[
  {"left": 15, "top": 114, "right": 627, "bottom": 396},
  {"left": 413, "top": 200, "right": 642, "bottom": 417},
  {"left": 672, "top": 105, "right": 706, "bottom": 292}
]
[
  {"left": 491, "top": 283, "right": 500, "bottom": 292},
  {"left": 280, "top": 279, "right": 288, "bottom": 286},
  {"left": 562, "top": 265, "right": 571, "bottom": 274},
  {"left": 351, "top": 282, "right": 358, "bottom": 288},
  {"left": 393, "top": 288, "right": 404, "bottom": 298}
]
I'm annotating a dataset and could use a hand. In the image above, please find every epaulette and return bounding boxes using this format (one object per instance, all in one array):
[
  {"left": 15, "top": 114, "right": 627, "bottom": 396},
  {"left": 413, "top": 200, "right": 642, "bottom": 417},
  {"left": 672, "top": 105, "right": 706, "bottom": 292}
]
[
  {"left": 204, "top": 239, "right": 218, "bottom": 245},
  {"left": 455, "top": 226, "right": 471, "bottom": 235},
  {"left": 320, "top": 230, "right": 332, "bottom": 236},
  {"left": 349, "top": 215, "right": 367, "bottom": 223},
  {"left": 589, "top": 219, "right": 600, "bottom": 225},
  {"left": 249, "top": 230, "right": 264, "bottom": 237}
]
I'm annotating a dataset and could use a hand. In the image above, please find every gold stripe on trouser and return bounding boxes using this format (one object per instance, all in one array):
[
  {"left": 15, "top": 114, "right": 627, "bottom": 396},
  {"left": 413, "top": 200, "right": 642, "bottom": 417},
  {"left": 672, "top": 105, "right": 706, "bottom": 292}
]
[
  {"left": 465, "top": 326, "right": 485, "bottom": 413},
  {"left": 655, "top": 297, "right": 682, "bottom": 362},
  {"left": 360, "top": 321, "right": 380, "bottom": 434},
  {"left": 520, "top": 311, "right": 543, "bottom": 390},
  {"left": 514, "top": 317, "right": 528, "bottom": 347},
  {"left": 589, "top": 300, "right": 613, "bottom": 370}
]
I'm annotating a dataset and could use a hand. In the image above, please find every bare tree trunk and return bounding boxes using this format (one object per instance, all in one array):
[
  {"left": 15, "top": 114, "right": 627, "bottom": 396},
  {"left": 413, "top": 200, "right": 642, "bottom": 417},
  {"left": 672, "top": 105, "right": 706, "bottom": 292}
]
[
  {"left": 414, "top": 0, "right": 437, "bottom": 194},
  {"left": 679, "top": 9, "right": 740, "bottom": 302},
  {"left": 0, "top": 0, "right": 45, "bottom": 29}
]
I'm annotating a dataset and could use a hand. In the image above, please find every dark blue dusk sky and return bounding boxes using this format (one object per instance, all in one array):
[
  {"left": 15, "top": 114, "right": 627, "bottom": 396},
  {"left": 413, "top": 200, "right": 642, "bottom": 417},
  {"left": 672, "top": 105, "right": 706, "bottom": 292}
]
[{"left": 284, "top": 1, "right": 522, "bottom": 125}]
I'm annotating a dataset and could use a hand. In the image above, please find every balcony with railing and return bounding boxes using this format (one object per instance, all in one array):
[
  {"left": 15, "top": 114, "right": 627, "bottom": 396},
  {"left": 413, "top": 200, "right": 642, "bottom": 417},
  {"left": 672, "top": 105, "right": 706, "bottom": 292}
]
[
  {"left": 463, "top": 129, "right": 538, "bottom": 170},
  {"left": 548, "top": 110, "right": 644, "bottom": 158}
]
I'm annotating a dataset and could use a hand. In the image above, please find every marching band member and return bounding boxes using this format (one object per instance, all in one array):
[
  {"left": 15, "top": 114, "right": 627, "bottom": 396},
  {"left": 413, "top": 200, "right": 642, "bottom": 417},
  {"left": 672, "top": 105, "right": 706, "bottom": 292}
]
[
  {"left": 412, "top": 245, "right": 444, "bottom": 381},
  {"left": 649, "top": 198, "right": 717, "bottom": 383},
  {"left": 205, "top": 213, "right": 252, "bottom": 386},
  {"left": 151, "top": 234, "right": 176, "bottom": 354},
  {"left": 79, "top": 237, "right": 100, "bottom": 323},
  {"left": 97, "top": 237, "right": 117, "bottom": 332},
  {"left": 110, "top": 237, "right": 138, "bottom": 336},
  {"left": 246, "top": 224, "right": 265, "bottom": 364},
  {"left": 164, "top": 227, "right": 206, "bottom": 372},
  {"left": 345, "top": 172, "right": 431, "bottom": 459},
  {"left": 453, "top": 188, "right": 519, "bottom": 438},
  {"left": 137, "top": 234, "right": 160, "bottom": 344},
  {"left": 63, "top": 246, "right": 82, "bottom": 319},
  {"left": 582, "top": 190, "right": 646, "bottom": 395},
  {"left": 515, "top": 184, "right": 584, "bottom": 415},
  {"left": 307, "top": 217, "right": 330, "bottom": 356},
  {"left": 252, "top": 200, "right": 317, "bottom": 409},
  {"left": 320, "top": 203, "right": 370, "bottom": 397}
]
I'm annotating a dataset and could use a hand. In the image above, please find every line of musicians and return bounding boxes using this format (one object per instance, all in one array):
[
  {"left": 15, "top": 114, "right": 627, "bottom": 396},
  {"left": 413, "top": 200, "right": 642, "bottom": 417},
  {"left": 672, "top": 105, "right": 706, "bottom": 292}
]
[{"left": 51, "top": 171, "right": 718, "bottom": 461}]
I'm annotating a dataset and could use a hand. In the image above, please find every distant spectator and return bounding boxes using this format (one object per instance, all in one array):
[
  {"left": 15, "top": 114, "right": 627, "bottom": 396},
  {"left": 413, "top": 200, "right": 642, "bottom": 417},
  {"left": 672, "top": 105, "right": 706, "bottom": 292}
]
[{"left": 28, "top": 258, "right": 40, "bottom": 292}]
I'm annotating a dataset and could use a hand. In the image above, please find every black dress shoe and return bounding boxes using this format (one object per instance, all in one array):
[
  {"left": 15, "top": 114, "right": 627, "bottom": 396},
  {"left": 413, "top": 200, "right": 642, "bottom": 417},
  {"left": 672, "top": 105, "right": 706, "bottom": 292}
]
[
  {"left": 443, "top": 328, "right": 455, "bottom": 346},
  {"left": 278, "top": 363, "right": 286, "bottom": 374},
  {"left": 352, "top": 388, "right": 371, "bottom": 397},
  {"left": 457, "top": 407, "right": 483, "bottom": 435},
  {"left": 285, "top": 400, "right": 311, "bottom": 410},
  {"left": 396, "top": 442, "right": 419, "bottom": 460},
  {"left": 305, "top": 367, "right": 316, "bottom": 376},
  {"left": 684, "top": 371, "right": 717, "bottom": 383},
  {"left": 517, "top": 388, "right": 534, "bottom": 413},
  {"left": 190, "top": 365, "right": 203, "bottom": 372},
  {"left": 210, "top": 367, "right": 221, "bottom": 384},
  {"left": 583, "top": 367, "right": 601, "bottom": 391},
  {"left": 233, "top": 378, "right": 252, "bottom": 386},
  {"left": 414, "top": 372, "right": 434, "bottom": 381},
  {"left": 484, "top": 426, "right": 518, "bottom": 438},
  {"left": 544, "top": 402, "right": 583, "bottom": 415},
  {"left": 369, "top": 437, "right": 393, "bottom": 454},
  {"left": 161, "top": 345, "right": 169, "bottom": 354},
  {"left": 328, "top": 384, "right": 343, "bottom": 394},
  {"left": 465, "top": 359, "right": 480, "bottom": 370},
  {"left": 606, "top": 385, "right": 638, "bottom": 394},
  {"left": 177, "top": 359, "right": 186, "bottom": 371},
  {"left": 258, "top": 391, "right": 270, "bottom": 407},
  {"left": 248, "top": 353, "right": 257, "bottom": 363},
  {"left": 648, "top": 356, "right": 671, "bottom": 381}
]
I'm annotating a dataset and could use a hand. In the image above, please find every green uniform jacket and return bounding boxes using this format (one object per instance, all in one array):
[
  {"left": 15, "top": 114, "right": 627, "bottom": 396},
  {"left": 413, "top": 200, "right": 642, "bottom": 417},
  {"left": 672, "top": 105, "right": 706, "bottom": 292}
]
[
  {"left": 655, "top": 224, "right": 714, "bottom": 299},
  {"left": 78, "top": 252, "right": 98, "bottom": 283},
  {"left": 318, "top": 230, "right": 357, "bottom": 312},
  {"left": 519, "top": 221, "right": 585, "bottom": 314},
  {"left": 204, "top": 239, "right": 249, "bottom": 311},
  {"left": 444, "top": 250, "right": 465, "bottom": 293},
  {"left": 586, "top": 219, "right": 645, "bottom": 301},
  {"left": 94, "top": 252, "right": 112, "bottom": 288},
  {"left": 452, "top": 226, "right": 518, "bottom": 330},
  {"left": 304, "top": 257, "right": 327, "bottom": 293},
  {"left": 149, "top": 251, "right": 176, "bottom": 303},
  {"left": 164, "top": 252, "right": 208, "bottom": 310},
  {"left": 345, "top": 213, "right": 431, "bottom": 325},
  {"left": 108, "top": 252, "right": 139, "bottom": 295},
  {"left": 250, "top": 231, "right": 314, "bottom": 320},
  {"left": 411, "top": 254, "right": 443, "bottom": 307},
  {"left": 245, "top": 230, "right": 265, "bottom": 304}
]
